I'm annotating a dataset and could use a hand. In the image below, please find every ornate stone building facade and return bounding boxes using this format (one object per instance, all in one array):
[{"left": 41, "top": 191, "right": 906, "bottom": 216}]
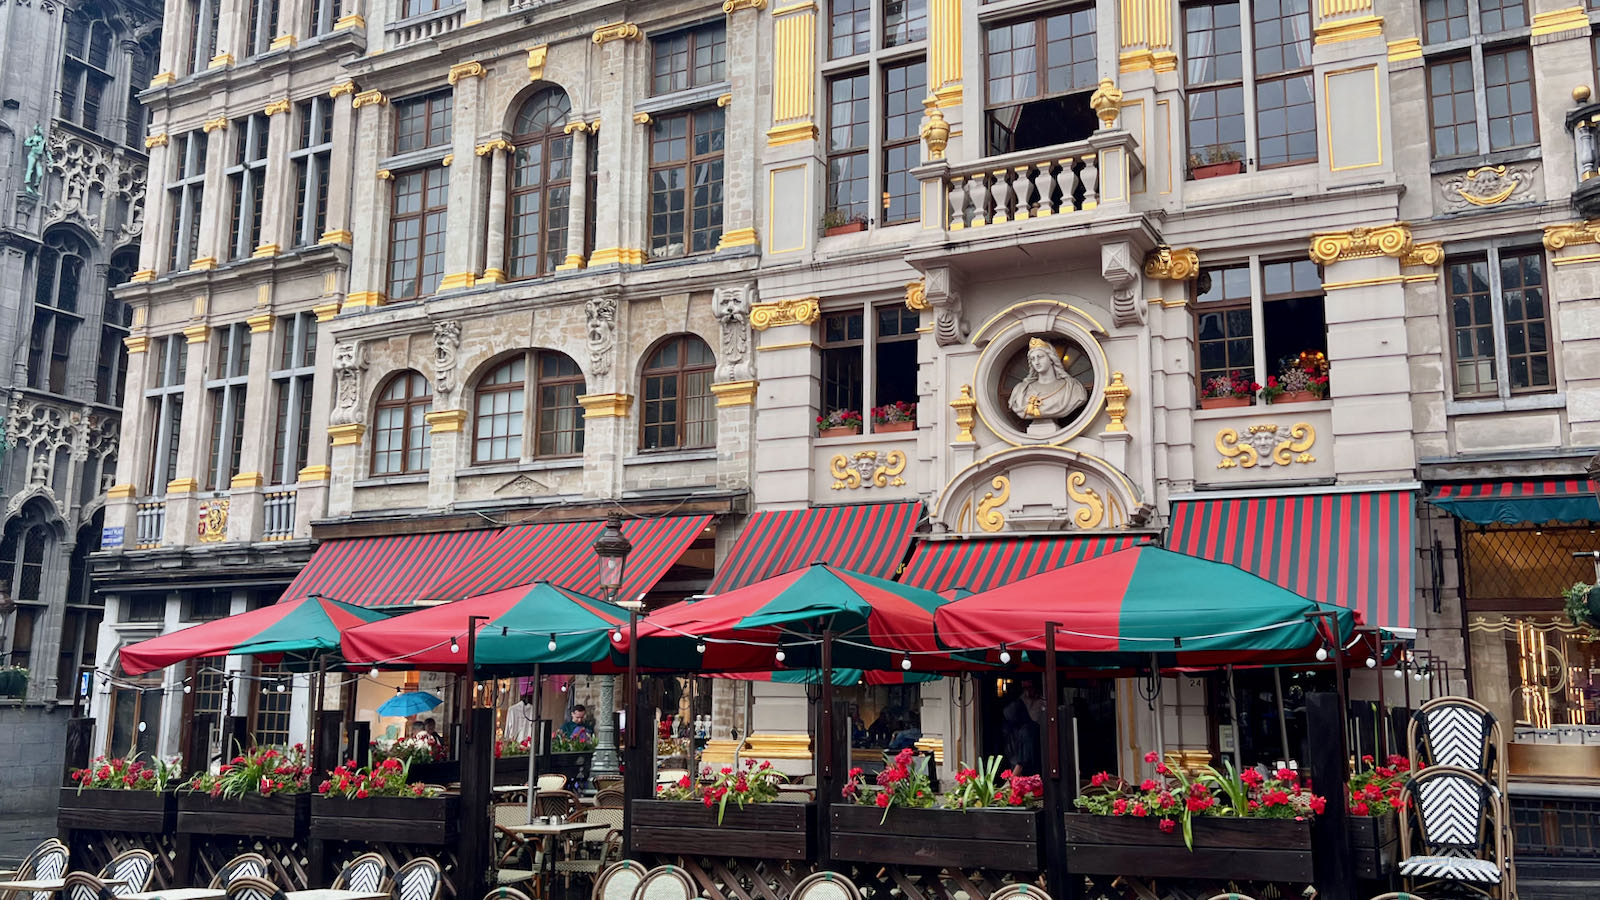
[{"left": 0, "top": 0, "right": 159, "bottom": 811}]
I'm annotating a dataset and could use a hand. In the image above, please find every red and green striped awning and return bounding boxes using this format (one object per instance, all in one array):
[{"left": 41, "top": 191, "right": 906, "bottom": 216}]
[
  {"left": 899, "top": 534, "right": 1149, "bottom": 593},
  {"left": 1167, "top": 490, "right": 1415, "bottom": 630},
  {"left": 707, "top": 502, "right": 921, "bottom": 594},
  {"left": 280, "top": 529, "right": 504, "bottom": 608},
  {"left": 1428, "top": 478, "right": 1599, "bottom": 525},
  {"left": 417, "top": 515, "right": 711, "bottom": 602}
]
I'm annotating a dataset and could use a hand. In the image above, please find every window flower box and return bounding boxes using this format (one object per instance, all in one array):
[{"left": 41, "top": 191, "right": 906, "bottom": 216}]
[
  {"left": 629, "top": 798, "right": 815, "bottom": 860},
  {"left": 830, "top": 805, "right": 1042, "bottom": 871},
  {"left": 819, "top": 426, "right": 861, "bottom": 438},
  {"left": 1199, "top": 396, "right": 1252, "bottom": 410},
  {"left": 176, "top": 791, "right": 310, "bottom": 838},
  {"left": 1269, "top": 390, "right": 1319, "bottom": 404},
  {"left": 1190, "top": 160, "right": 1244, "bottom": 179},
  {"left": 57, "top": 788, "right": 176, "bottom": 833},
  {"left": 1063, "top": 812, "right": 1313, "bottom": 883},
  {"left": 310, "top": 794, "right": 459, "bottom": 844}
]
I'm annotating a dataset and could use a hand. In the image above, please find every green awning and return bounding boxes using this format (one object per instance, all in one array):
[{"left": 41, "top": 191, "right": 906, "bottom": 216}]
[{"left": 1428, "top": 478, "right": 1599, "bottom": 525}]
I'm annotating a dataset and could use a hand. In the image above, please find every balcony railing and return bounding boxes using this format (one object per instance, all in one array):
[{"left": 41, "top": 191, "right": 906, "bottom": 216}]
[
  {"left": 263, "top": 489, "right": 298, "bottom": 541},
  {"left": 135, "top": 501, "right": 165, "bottom": 549},
  {"left": 386, "top": 1, "right": 463, "bottom": 48},
  {"left": 1566, "top": 98, "right": 1600, "bottom": 217},
  {"left": 922, "top": 132, "right": 1143, "bottom": 235}
]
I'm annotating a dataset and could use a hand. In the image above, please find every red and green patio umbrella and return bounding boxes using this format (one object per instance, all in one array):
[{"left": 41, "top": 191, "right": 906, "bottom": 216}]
[
  {"left": 714, "top": 669, "right": 942, "bottom": 686},
  {"left": 340, "top": 581, "right": 630, "bottom": 675},
  {"left": 119, "top": 595, "right": 389, "bottom": 676},
  {"left": 620, "top": 563, "right": 965, "bottom": 673},
  {"left": 934, "top": 545, "right": 1357, "bottom": 669}
]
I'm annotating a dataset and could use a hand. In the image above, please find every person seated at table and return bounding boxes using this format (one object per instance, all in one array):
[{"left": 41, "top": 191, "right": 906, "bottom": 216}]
[
  {"left": 560, "top": 704, "right": 588, "bottom": 737},
  {"left": 887, "top": 720, "right": 922, "bottom": 753},
  {"left": 850, "top": 714, "right": 867, "bottom": 747}
]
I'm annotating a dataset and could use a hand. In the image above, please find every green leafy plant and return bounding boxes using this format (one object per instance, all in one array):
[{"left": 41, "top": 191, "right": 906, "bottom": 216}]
[
  {"left": 841, "top": 747, "right": 935, "bottom": 823},
  {"left": 1187, "top": 144, "right": 1244, "bottom": 168},
  {"left": 943, "top": 755, "right": 1044, "bottom": 809},
  {"left": 1563, "top": 582, "right": 1599, "bottom": 638},
  {"left": 817, "top": 409, "right": 864, "bottom": 434},
  {"left": 495, "top": 737, "right": 532, "bottom": 759},
  {"left": 318, "top": 757, "right": 438, "bottom": 799},
  {"left": 871, "top": 401, "right": 917, "bottom": 426},
  {"left": 70, "top": 753, "right": 182, "bottom": 793},
  {"left": 185, "top": 743, "right": 312, "bottom": 799},
  {"left": 551, "top": 727, "right": 593, "bottom": 753},
  {"left": 372, "top": 734, "right": 445, "bottom": 765},
  {"left": 699, "top": 758, "right": 786, "bottom": 824}
]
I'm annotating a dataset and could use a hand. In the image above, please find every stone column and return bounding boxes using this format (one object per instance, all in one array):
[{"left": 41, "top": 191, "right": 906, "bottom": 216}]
[
  {"left": 440, "top": 61, "right": 488, "bottom": 291},
  {"left": 226, "top": 314, "right": 275, "bottom": 542},
  {"left": 164, "top": 325, "right": 211, "bottom": 546},
  {"left": 192, "top": 121, "right": 231, "bottom": 269},
  {"left": 273, "top": 0, "right": 304, "bottom": 50},
  {"left": 345, "top": 90, "right": 391, "bottom": 308},
  {"left": 258, "top": 98, "right": 294, "bottom": 255},
  {"left": 134, "top": 138, "right": 169, "bottom": 279},
  {"left": 557, "top": 125, "right": 589, "bottom": 270},
  {"left": 324, "top": 341, "right": 369, "bottom": 517},
  {"left": 588, "top": 23, "right": 643, "bottom": 266},
  {"left": 105, "top": 334, "right": 152, "bottom": 543},
  {"left": 716, "top": 2, "right": 761, "bottom": 251},
  {"left": 295, "top": 300, "right": 342, "bottom": 533},
  {"left": 710, "top": 283, "right": 756, "bottom": 489},
  {"left": 210, "top": 0, "right": 240, "bottom": 68},
  {"left": 579, "top": 297, "right": 627, "bottom": 498},
  {"left": 320, "top": 84, "right": 358, "bottom": 246},
  {"left": 424, "top": 410, "right": 467, "bottom": 510},
  {"left": 153, "top": 0, "right": 188, "bottom": 82},
  {"left": 477, "top": 140, "right": 512, "bottom": 283}
]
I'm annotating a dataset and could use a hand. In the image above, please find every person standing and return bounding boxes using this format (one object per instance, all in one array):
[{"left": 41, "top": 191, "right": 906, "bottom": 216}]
[{"left": 505, "top": 690, "right": 538, "bottom": 746}]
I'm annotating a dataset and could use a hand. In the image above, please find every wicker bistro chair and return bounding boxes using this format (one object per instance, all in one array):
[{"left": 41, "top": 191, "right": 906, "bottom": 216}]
[
  {"left": 790, "top": 872, "right": 863, "bottom": 900},
  {"left": 551, "top": 831, "right": 621, "bottom": 887},
  {"left": 534, "top": 775, "right": 568, "bottom": 792},
  {"left": 589, "top": 862, "right": 644, "bottom": 900},
  {"left": 223, "top": 876, "right": 288, "bottom": 900},
  {"left": 492, "top": 803, "right": 543, "bottom": 891},
  {"left": 592, "top": 789, "right": 623, "bottom": 809},
  {"left": 1396, "top": 765, "right": 1510, "bottom": 899},
  {"left": 1408, "top": 695, "right": 1515, "bottom": 897},
  {"left": 208, "top": 854, "right": 269, "bottom": 891},
  {"left": 630, "top": 867, "right": 696, "bottom": 900},
  {"left": 59, "top": 872, "right": 118, "bottom": 900},
  {"left": 333, "top": 854, "right": 390, "bottom": 894},
  {"left": 590, "top": 776, "right": 622, "bottom": 794},
  {"left": 96, "top": 849, "right": 156, "bottom": 896},
  {"left": 481, "top": 889, "right": 535, "bottom": 900},
  {"left": 987, "top": 886, "right": 1052, "bottom": 900},
  {"left": 5, "top": 840, "right": 69, "bottom": 900},
  {"left": 535, "top": 791, "right": 579, "bottom": 819},
  {"left": 392, "top": 857, "right": 443, "bottom": 900}
]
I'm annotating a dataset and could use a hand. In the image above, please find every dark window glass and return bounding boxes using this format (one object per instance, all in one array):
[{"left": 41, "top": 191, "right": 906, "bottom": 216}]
[
  {"left": 388, "top": 166, "right": 449, "bottom": 300},
  {"left": 509, "top": 88, "right": 574, "bottom": 279},
  {"left": 652, "top": 22, "right": 726, "bottom": 94},
  {"left": 535, "top": 352, "right": 585, "bottom": 457},
  {"left": 394, "top": 92, "right": 452, "bottom": 154},
  {"left": 1427, "top": 56, "right": 1477, "bottom": 157},
  {"left": 649, "top": 108, "right": 725, "bottom": 257},
  {"left": 474, "top": 356, "right": 524, "bottom": 463},
  {"left": 830, "top": 0, "right": 871, "bottom": 58},
  {"left": 373, "top": 372, "right": 432, "bottom": 474},
  {"left": 827, "top": 73, "right": 871, "bottom": 222},
  {"left": 1484, "top": 47, "right": 1535, "bottom": 151},
  {"left": 1195, "top": 264, "right": 1254, "bottom": 390},
  {"left": 641, "top": 336, "right": 716, "bottom": 450}
]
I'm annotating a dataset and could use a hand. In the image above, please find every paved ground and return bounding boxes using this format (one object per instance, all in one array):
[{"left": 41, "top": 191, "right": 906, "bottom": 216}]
[{"left": 0, "top": 814, "right": 53, "bottom": 866}]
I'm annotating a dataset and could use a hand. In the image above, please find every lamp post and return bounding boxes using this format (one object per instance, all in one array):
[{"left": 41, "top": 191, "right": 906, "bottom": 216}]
[{"left": 590, "top": 514, "right": 631, "bottom": 779}]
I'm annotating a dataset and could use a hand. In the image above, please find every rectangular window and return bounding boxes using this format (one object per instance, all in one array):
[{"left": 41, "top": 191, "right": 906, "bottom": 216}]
[
  {"left": 291, "top": 98, "right": 334, "bottom": 247},
  {"left": 270, "top": 313, "right": 316, "bottom": 485},
  {"left": 1421, "top": 0, "right": 1535, "bottom": 159},
  {"left": 307, "top": 0, "right": 339, "bottom": 35},
  {"left": 252, "top": 661, "right": 293, "bottom": 746},
  {"left": 185, "top": 0, "right": 219, "bottom": 75},
  {"left": 228, "top": 114, "right": 270, "bottom": 260},
  {"left": 649, "top": 107, "right": 725, "bottom": 258},
  {"left": 126, "top": 45, "right": 152, "bottom": 146},
  {"left": 831, "top": 0, "right": 871, "bottom": 58},
  {"left": 824, "top": 0, "right": 927, "bottom": 229},
  {"left": 387, "top": 166, "right": 449, "bottom": 300},
  {"left": 1446, "top": 246, "right": 1552, "bottom": 399},
  {"left": 167, "top": 132, "right": 208, "bottom": 270},
  {"left": 985, "top": 6, "right": 1099, "bottom": 156},
  {"left": 651, "top": 21, "right": 727, "bottom": 95},
  {"left": 61, "top": 16, "right": 114, "bottom": 132},
  {"left": 145, "top": 336, "right": 186, "bottom": 495},
  {"left": 394, "top": 92, "right": 453, "bottom": 154},
  {"left": 246, "top": 0, "right": 280, "bottom": 57},
  {"left": 826, "top": 73, "right": 871, "bottom": 223},
  {"left": 1195, "top": 258, "right": 1328, "bottom": 403},
  {"left": 883, "top": 0, "right": 927, "bottom": 47},
  {"left": 204, "top": 324, "right": 251, "bottom": 492},
  {"left": 819, "top": 302, "right": 921, "bottom": 431},
  {"left": 1181, "top": 0, "right": 1313, "bottom": 173},
  {"left": 882, "top": 60, "right": 926, "bottom": 224},
  {"left": 97, "top": 283, "right": 131, "bottom": 405},
  {"left": 401, "top": 0, "right": 460, "bottom": 18},
  {"left": 535, "top": 352, "right": 585, "bottom": 457}
]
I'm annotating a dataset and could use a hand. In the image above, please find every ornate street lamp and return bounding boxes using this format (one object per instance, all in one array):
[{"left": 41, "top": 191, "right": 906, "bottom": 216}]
[{"left": 589, "top": 515, "right": 631, "bottom": 778}]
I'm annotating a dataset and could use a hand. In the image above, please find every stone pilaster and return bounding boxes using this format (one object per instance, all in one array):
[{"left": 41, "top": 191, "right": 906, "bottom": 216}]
[
  {"left": 346, "top": 91, "right": 391, "bottom": 308},
  {"left": 137, "top": 139, "right": 170, "bottom": 277},
  {"left": 155, "top": 0, "right": 188, "bottom": 79},
  {"left": 194, "top": 122, "right": 231, "bottom": 268},
  {"left": 716, "top": 3, "right": 760, "bottom": 251},
  {"left": 589, "top": 25, "right": 644, "bottom": 266},
  {"left": 325, "top": 424, "right": 366, "bottom": 517},
  {"left": 321, "top": 84, "right": 357, "bottom": 246},
  {"left": 227, "top": 314, "right": 276, "bottom": 542},
  {"left": 259, "top": 100, "right": 294, "bottom": 253},
  {"left": 164, "top": 326, "right": 211, "bottom": 546},
  {"left": 441, "top": 62, "right": 488, "bottom": 289},
  {"left": 558, "top": 126, "right": 589, "bottom": 270},
  {"left": 424, "top": 410, "right": 468, "bottom": 509}
]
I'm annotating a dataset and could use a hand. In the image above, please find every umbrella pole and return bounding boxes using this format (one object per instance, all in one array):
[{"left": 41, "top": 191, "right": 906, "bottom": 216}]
[
  {"left": 1273, "top": 666, "right": 1291, "bottom": 764},
  {"left": 527, "top": 664, "right": 540, "bottom": 824},
  {"left": 1225, "top": 664, "right": 1242, "bottom": 774},
  {"left": 1149, "top": 654, "right": 1164, "bottom": 764}
]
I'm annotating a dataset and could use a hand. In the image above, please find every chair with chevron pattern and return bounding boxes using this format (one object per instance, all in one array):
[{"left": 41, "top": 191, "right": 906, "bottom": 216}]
[
  {"left": 1408, "top": 695, "right": 1515, "bottom": 897},
  {"left": 333, "top": 854, "right": 389, "bottom": 895},
  {"left": 1395, "top": 765, "right": 1509, "bottom": 899},
  {"left": 3, "top": 839, "right": 69, "bottom": 900},
  {"left": 223, "top": 876, "right": 287, "bottom": 900},
  {"left": 208, "top": 854, "right": 269, "bottom": 891},
  {"left": 59, "top": 872, "right": 117, "bottom": 900},
  {"left": 391, "top": 858, "right": 441, "bottom": 900},
  {"left": 96, "top": 849, "right": 156, "bottom": 896}
]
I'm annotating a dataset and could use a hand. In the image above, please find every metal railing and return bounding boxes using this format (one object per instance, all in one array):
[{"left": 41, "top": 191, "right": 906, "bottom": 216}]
[
  {"left": 263, "top": 489, "right": 298, "bottom": 541},
  {"left": 135, "top": 501, "right": 165, "bottom": 549}
]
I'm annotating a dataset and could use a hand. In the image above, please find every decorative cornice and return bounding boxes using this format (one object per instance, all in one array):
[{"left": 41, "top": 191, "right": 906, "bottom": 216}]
[
  {"left": 313, "top": 301, "right": 343, "bottom": 322},
  {"left": 723, "top": 0, "right": 766, "bottom": 10},
  {"left": 766, "top": 122, "right": 818, "bottom": 146},
  {"left": 1143, "top": 246, "right": 1200, "bottom": 280},
  {"left": 1530, "top": 6, "right": 1588, "bottom": 36},
  {"left": 297, "top": 464, "right": 331, "bottom": 482},
  {"left": 230, "top": 472, "right": 265, "bottom": 489},
  {"left": 1386, "top": 38, "right": 1421, "bottom": 62},
  {"left": 1543, "top": 221, "right": 1600, "bottom": 251},
  {"left": 592, "top": 22, "right": 641, "bottom": 44},
  {"left": 123, "top": 335, "right": 150, "bottom": 354},
  {"left": 264, "top": 98, "right": 291, "bottom": 116},
  {"left": 905, "top": 280, "right": 928, "bottom": 311},
  {"left": 208, "top": 53, "right": 235, "bottom": 69},
  {"left": 1401, "top": 242, "right": 1443, "bottom": 268},
  {"left": 268, "top": 34, "right": 298, "bottom": 50},
  {"left": 527, "top": 44, "right": 548, "bottom": 81},
  {"left": 182, "top": 324, "right": 210, "bottom": 343},
  {"left": 750, "top": 297, "right": 820, "bottom": 330},
  {"left": 578, "top": 393, "right": 634, "bottom": 418},
  {"left": 328, "top": 424, "right": 367, "bottom": 447},
  {"left": 107, "top": 483, "right": 137, "bottom": 500},
  {"left": 716, "top": 227, "right": 757, "bottom": 250},
  {"left": 247, "top": 313, "right": 275, "bottom": 333},
  {"left": 149, "top": 71, "right": 176, "bottom": 88},
  {"left": 1307, "top": 223, "right": 1412, "bottom": 264},
  {"left": 252, "top": 243, "right": 280, "bottom": 258},
  {"left": 447, "top": 60, "right": 486, "bottom": 85},
  {"left": 475, "top": 139, "right": 514, "bottom": 156},
  {"left": 352, "top": 89, "right": 387, "bottom": 108},
  {"left": 1312, "top": 14, "right": 1383, "bottom": 44},
  {"left": 188, "top": 256, "right": 218, "bottom": 271},
  {"left": 333, "top": 13, "right": 365, "bottom": 29},
  {"left": 709, "top": 380, "right": 758, "bottom": 407},
  {"left": 202, "top": 117, "right": 229, "bottom": 133},
  {"left": 143, "top": 132, "right": 168, "bottom": 149},
  {"left": 131, "top": 269, "right": 157, "bottom": 283},
  {"left": 319, "top": 229, "right": 353, "bottom": 245},
  {"left": 329, "top": 81, "right": 357, "bottom": 99},
  {"left": 166, "top": 478, "right": 200, "bottom": 494},
  {"left": 424, "top": 410, "right": 469, "bottom": 433}
]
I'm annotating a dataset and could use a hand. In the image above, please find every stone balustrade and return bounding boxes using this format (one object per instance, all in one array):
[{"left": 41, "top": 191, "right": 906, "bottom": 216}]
[{"left": 922, "top": 132, "right": 1143, "bottom": 234}]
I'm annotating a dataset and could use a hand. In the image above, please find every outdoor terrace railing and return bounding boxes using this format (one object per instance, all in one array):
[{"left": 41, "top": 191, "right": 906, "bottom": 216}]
[
  {"left": 135, "top": 500, "right": 165, "bottom": 548},
  {"left": 924, "top": 132, "right": 1142, "bottom": 233},
  {"left": 263, "top": 489, "right": 297, "bottom": 541}
]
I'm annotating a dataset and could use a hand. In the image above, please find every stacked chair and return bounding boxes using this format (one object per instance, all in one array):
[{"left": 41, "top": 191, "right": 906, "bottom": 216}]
[
  {"left": 1395, "top": 696, "right": 1516, "bottom": 899},
  {"left": 1, "top": 839, "right": 68, "bottom": 900}
]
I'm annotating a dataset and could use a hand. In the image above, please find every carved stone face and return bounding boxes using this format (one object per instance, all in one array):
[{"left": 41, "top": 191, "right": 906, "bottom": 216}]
[
  {"left": 1245, "top": 429, "right": 1280, "bottom": 463},
  {"left": 1028, "top": 347, "right": 1055, "bottom": 377}
]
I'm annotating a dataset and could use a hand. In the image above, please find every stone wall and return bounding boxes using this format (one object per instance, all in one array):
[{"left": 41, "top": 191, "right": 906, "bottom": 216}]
[{"left": 0, "top": 704, "right": 68, "bottom": 813}]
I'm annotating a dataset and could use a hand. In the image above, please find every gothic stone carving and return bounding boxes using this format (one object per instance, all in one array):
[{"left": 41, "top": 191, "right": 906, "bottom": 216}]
[
  {"left": 45, "top": 130, "right": 110, "bottom": 232},
  {"left": 433, "top": 320, "right": 462, "bottom": 402},
  {"left": 331, "top": 342, "right": 368, "bottom": 425},
  {"left": 586, "top": 297, "right": 617, "bottom": 377},
  {"left": 114, "top": 157, "right": 148, "bottom": 243},
  {"left": 712, "top": 283, "right": 755, "bottom": 381}
]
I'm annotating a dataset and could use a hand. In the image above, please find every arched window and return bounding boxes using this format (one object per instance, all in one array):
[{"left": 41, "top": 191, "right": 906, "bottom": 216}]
[
  {"left": 30, "top": 232, "right": 88, "bottom": 393},
  {"left": 126, "top": 38, "right": 157, "bottom": 147},
  {"left": 61, "top": 10, "right": 115, "bottom": 132},
  {"left": 641, "top": 335, "right": 715, "bottom": 451},
  {"left": 99, "top": 250, "right": 136, "bottom": 405},
  {"left": 472, "top": 351, "right": 586, "bottom": 464},
  {"left": 372, "top": 371, "right": 433, "bottom": 475},
  {"left": 0, "top": 512, "right": 55, "bottom": 675},
  {"left": 508, "top": 88, "right": 574, "bottom": 280}
]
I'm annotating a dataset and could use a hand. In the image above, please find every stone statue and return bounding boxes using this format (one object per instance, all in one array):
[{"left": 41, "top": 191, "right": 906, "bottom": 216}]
[
  {"left": 23, "top": 126, "right": 49, "bottom": 194},
  {"left": 1009, "top": 337, "right": 1087, "bottom": 421}
]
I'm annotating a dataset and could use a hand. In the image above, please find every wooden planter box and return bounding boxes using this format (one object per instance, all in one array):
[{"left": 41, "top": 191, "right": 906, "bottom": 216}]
[
  {"left": 310, "top": 794, "right": 460, "bottom": 844},
  {"left": 1064, "top": 813, "right": 1313, "bottom": 883},
  {"left": 543, "top": 751, "right": 591, "bottom": 785},
  {"left": 57, "top": 789, "right": 176, "bottom": 833},
  {"left": 1349, "top": 812, "right": 1398, "bottom": 880},
  {"left": 176, "top": 792, "right": 310, "bottom": 838},
  {"left": 832, "top": 805, "right": 1042, "bottom": 871},
  {"left": 1199, "top": 396, "right": 1252, "bottom": 409},
  {"left": 630, "top": 799, "right": 815, "bottom": 860},
  {"left": 407, "top": 759, "right": 459, "bottom": 785}
]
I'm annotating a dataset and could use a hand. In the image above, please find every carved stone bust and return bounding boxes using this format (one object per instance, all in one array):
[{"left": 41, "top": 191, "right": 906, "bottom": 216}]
[{"left": 1007, "top": 337, "right": 1088, "bottom": 421}]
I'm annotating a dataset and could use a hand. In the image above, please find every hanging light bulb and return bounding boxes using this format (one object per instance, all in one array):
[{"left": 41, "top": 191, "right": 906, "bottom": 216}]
[
  {"left": 276, "top": 680, "right": 287, "bottom": 693},
  {"left": 1315, "top": 646, "right": 1329, "bottom": 662},
  {"left": 695, "top": 640, "right": 706, "bottom": 654},
  {"left": 775, "top": 646, "right": 786, "bottom": 664},
  {"left": 901, "top": 652, "right": 912, "bottom": 671},
  {"left": 611, "top": 630, "right": 623, "bottom": 643},
  {"left": 370, "top": 667, "right": 380, "bottom": 677},
  {"left": 999, "top": 643, "right": 1012, "bottom": 665},
  {"left": 449, "top": 637, "right": 460, "bottom": 654},
  {"left": 547, "top": 634, "right": 558, "bottom": 652},
  {"left": 1365, "top": 656, "right": 1377, "bottom": 669},
  {"left": 1394, "top": 666, "right": 1405, "bottom": 679},
  {"left": 183, "top": 684, "right": 192, "bottom": 694}
]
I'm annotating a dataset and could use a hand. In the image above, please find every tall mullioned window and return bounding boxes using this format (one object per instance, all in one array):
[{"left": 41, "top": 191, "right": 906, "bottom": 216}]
[
  {"left": 60, "top": 10, "right": 114, "bottom": 132},
  {"left": 1421, "top": 0, "right": 1534, "bottom": 159},
  {"left": 204, "top": 324, "right": 251, "bottom": 492},
  {"left": 509, "top": 88, "right": 574, "bottom": 279},
  {"left": 270, "top": 313, "right": 317, "bottom": 485},
  {"left": 648, "top": 108, "right": 725, "bottom": 257},
  {"left": 825, "top": 0, "right": 927, "bottom": 227},
  {"left": 99, "top": 251, "right": 136, "bottom": 405},
  {"left": 373, "top": 372, "right": 432, "bottom": 475},
  {"left": 228, "top": 114, "right": 270, "bottom": 259},
  {"left": 1194, "top": 258, "right": 1328, "bottom": 402},
  {"left": 291, "top": 98, "right": 333, "bottom": 247},
  {"left": 167, "top": 132, "right": 208, "bottom": 269},
  {"left": 1181, "top": 0, "right": 1315, "bottom": 173},
  {"left": 145, "top": 336, "right": 187, "bottom": 495},
  {"left": 640, "top": 335, "right": 716, "bottom": 451},
  {"left": 984, "top": 6, "right": 1098, "bottom": 156},
  {"left": 1445, "top": 246, "right": 1551, "bottom": 399},
  {"left": 388, "top": 92, "right": 452, "bottom": 300},
  {"left": 29, "top": 231, "right": 87, "bottom": 394}
]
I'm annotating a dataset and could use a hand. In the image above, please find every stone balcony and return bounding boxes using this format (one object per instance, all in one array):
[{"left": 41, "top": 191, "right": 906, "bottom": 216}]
[{"left": 1566, "top": 96, "right": 1600, "bottom": 218}]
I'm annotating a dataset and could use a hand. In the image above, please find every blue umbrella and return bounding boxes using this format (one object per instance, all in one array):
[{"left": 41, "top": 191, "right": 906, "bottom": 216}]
[{"left": 377, "top": 690, "right": 443, "bottom": 718}]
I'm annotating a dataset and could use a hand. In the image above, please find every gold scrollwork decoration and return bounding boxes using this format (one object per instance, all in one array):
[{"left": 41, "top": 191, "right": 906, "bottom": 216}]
[
  {"left": 905, "top": 280, "right": 928, "bottom": 311},
  {"left": 1401, "top": 242, "right": 1443, "bottom": 267},
  {"left": 1542, "top": 221, "right": 1600, "bottom": 251},
  {"left": 592, "top": 22, "right": 641, "bottom": 44},
  {"left": 1272, "top": 423, "right": 1316, "bottom": 466},
  {"left": 197, "top": 500, "right": 229, "bottom": 542},
  {"left": 828, "top": 450, "right": 907, "bottom": 490},
  {"left": 1307, "top": 223, "right": 1412, "bottom": 265},
  {"left": 975, "top": 476, "right": 1010, "bottom": 533},
  {"left": 1143, "top": 245, "right": 1200, "bottom": 280},
  {"left": 1066, "top": 472, "right": 1105, "bottom": 529},
  {"left": 750, "top": 297, "right": 820, "bottom": 330},
  {"left": 1216, "top": 423, "right": 1317, "bottom": 469}
]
